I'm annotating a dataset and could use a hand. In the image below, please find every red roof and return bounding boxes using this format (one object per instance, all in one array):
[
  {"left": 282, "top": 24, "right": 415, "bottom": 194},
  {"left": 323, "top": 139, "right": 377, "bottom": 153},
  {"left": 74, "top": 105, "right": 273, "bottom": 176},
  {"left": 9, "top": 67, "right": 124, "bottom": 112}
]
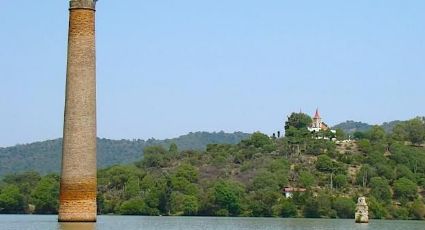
[{"left": 283, "top": 187, "right": 307, "bottom": 192}]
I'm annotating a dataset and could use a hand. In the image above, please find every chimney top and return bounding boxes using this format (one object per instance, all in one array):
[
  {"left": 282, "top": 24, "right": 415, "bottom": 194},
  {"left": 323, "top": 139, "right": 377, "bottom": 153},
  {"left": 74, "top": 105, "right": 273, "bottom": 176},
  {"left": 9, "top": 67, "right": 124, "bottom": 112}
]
[{"left": 70, "top": 0, "right": 97, "bottom": 10}]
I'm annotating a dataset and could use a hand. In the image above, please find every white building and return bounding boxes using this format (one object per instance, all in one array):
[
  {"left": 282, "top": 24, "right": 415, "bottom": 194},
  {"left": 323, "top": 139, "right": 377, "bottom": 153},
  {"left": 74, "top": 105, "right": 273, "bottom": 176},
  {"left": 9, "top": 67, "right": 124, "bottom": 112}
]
[{"left": 308, "top": 108, "right": 336, "bottom": 135}]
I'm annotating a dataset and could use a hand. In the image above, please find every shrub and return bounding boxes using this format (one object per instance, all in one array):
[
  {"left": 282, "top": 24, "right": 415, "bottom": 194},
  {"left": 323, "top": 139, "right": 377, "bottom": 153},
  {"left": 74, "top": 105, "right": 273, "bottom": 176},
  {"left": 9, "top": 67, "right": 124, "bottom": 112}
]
[
  {"left": 410, "top": 200, "right": 425, "bottom": 220},
  {"left": 332, "top": 197, "right": 355, "bottom": 219},
  {"left": 273, "top": 199, "right": 297, "bottom": 217},
  {"left": 119, "top": 198, "right": 147, "bottom": 215},
  {"left": 394, "top": 178, "right": 417, "bottom": 202},
  {"left": 369, "top": 177, "right": 392, "bottom": 203}
]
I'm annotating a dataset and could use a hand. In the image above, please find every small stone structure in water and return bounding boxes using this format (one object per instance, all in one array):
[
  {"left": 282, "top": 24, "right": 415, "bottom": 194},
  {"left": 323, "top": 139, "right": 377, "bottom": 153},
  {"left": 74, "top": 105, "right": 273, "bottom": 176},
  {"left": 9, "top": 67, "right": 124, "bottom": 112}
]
[{"left": 355, "top": 197, "right": 369, "bottom": 223}]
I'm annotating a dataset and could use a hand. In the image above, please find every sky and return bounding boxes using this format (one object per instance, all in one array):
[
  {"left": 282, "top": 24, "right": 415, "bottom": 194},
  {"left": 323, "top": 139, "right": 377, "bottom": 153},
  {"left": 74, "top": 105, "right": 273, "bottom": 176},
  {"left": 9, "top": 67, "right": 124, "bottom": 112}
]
[{"left": 0, "top": 0, "right": 424, "bottom": 147}]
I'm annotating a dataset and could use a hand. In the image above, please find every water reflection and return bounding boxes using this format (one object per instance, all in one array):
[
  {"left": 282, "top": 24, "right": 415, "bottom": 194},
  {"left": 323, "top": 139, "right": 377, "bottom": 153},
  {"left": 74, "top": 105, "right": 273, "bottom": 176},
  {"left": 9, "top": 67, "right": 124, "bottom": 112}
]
[
  {"left": 1, "top": 215, "right": 425, "bottom": 230},
  {"left": 59, "top": 222, "right": 96, "bottom": 230}
]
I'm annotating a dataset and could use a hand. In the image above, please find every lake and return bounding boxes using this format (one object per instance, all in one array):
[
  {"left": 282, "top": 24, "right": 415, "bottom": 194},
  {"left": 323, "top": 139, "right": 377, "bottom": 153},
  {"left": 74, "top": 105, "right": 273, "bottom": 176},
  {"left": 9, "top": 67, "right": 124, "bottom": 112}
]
[{"left": 0, "top": 215, "right": 424, "bottom": 230}]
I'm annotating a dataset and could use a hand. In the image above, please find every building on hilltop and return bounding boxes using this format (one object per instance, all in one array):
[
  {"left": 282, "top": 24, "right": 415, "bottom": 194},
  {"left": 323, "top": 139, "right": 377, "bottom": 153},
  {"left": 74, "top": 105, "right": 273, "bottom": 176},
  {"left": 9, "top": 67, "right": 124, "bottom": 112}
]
[{"left": 308, "top": 108, "right": 336, "bottom": 135}]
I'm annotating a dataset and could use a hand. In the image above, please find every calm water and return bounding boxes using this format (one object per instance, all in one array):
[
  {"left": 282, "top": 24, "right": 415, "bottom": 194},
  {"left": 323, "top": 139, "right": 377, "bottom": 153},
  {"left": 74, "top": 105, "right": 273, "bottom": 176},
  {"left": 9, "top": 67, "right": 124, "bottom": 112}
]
[{"left": 0, "top": 215, "right": 424, "bottom": 230}]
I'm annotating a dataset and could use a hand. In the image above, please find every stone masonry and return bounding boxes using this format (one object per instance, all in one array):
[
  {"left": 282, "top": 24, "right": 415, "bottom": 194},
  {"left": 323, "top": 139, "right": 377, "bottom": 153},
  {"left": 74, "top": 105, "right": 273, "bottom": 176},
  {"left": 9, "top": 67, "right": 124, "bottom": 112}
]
[
  {"left": 59, "top": 0, "right": 97, "bottom": 222},
  {"left": 355, "top": 197, "right": 369, "bottom": 223}
]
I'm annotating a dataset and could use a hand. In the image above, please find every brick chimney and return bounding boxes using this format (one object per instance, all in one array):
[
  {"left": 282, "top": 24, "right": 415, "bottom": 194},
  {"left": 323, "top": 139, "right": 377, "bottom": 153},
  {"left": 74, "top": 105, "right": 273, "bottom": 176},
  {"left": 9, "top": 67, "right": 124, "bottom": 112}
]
[{"left": 59, "top": 0, "right": 97, "bottom": 222}]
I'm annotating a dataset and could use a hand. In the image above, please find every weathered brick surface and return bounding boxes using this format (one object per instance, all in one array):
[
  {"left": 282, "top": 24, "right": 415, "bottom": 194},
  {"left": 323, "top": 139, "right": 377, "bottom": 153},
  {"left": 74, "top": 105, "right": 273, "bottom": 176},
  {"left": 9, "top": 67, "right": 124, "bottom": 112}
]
[
  {"left": 59, "top": 1, "right": 97, "bottom": 222},
  {"left": 59, "top": 177, "right": 97, "bottom": 222},
  {"left": 70, "top": 0, "right": 96, "bottom": 10}
]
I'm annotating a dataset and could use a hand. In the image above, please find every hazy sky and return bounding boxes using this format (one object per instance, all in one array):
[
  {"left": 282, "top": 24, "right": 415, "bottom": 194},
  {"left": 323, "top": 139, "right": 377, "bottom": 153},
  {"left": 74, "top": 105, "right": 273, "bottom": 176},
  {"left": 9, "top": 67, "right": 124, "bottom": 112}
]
[{"left": 1, "top": 0, "right": 424, "bottom": 147}]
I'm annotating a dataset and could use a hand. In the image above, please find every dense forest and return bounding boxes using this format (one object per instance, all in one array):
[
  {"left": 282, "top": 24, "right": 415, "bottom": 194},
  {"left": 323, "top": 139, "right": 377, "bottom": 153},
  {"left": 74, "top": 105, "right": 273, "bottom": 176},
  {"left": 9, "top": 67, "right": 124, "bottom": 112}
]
[
  {"left": 0, "top": 131, "right": 249, "bottom": 176},
  {"left": 0, "top": 114, "right": 424, "bottom": 220}
]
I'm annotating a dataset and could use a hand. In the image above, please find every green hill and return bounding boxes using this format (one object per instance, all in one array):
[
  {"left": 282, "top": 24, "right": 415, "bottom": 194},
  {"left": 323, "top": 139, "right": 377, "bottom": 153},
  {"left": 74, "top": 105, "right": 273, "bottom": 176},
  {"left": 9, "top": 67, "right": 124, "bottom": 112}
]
[
  {"left": 1, "top": 115, "right": 424, "bottom": 219},
  {"left": 333, "top": 119, "right": 409, "bottom": 134},
  {"left": 0, "top": 131, "right": 249, "bottom": 177},
  {"left": 333, "top": 120, "right": 372, "bottom": 134},
  {"left": 381, "top": 120, "right": 403, "bottom": 133},
  {"left": 2, "top": 126, "right": 425, "bottom": 219}
]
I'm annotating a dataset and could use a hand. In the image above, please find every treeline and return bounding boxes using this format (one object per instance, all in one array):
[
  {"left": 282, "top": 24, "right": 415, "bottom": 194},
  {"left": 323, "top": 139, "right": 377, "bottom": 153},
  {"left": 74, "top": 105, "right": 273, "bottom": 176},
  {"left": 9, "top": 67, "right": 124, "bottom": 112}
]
[
  {"left": 332, "top": 119, "right": 404, "bottom": 135},
  {"left": 0, "top": 114, "right": 424, "bottom": 220},
  {"left": 0, "top": 131, "right": 250, "bottom": 176}
]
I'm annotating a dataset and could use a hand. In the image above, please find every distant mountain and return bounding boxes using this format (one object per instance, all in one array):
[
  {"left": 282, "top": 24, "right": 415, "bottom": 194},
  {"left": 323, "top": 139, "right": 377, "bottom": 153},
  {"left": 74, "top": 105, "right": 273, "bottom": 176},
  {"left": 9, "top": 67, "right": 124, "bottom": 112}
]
[
  {"left": 332, "top": 121, "right": 372, "bottom": 134},
  {"left": 0, "top": 131, "right": 250, "bottom": 177},
  {"left": 333, "top": 119, "right": 415, "bottom": 135},
  {"left": 381, "top": 120, "right": 403, "bottom": 133}
]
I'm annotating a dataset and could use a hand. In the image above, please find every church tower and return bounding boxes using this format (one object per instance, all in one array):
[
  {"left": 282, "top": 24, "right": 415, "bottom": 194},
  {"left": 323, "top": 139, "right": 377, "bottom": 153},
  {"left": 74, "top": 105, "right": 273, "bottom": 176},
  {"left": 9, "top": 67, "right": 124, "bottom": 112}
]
[
  {"left": 312, "top": 108, "right": 322, "bottom": 129},
  {"left": 59, "top": 0, "right": 98, "bottom": 222}
]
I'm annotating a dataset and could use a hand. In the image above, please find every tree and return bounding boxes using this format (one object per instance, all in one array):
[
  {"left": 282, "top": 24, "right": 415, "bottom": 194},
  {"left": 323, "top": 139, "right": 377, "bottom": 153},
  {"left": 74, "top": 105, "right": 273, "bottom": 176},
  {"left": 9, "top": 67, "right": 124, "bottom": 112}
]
[
  {"left": 171, "top": 176, "right": 198, "bottom": 196},
  {"left": 248, "top": 189, "right": 281, "bottom": 217},
  {"left": 140, "top": 145, "right": 169, "bottom": 168},
  {"left": 170, "top": 192, "right": 199, "bottom": 216},
  {"left": 392, "top": 123, "right": 407, "bottom": 142},
  {"left": 391, "top": 118, "right": 425, "bottom": 145},
  {"left": 213, "top": 180, "right": 245, "bottom": 216},
  {"left": 315, "top": 155, "right": 333, "bottom": 172},
  {"left": 334, "top": 174, "right": 348, "bottom": 189},
  {"left": 368, "top": 197, "right": 388, "bottom": 219},
  {"left": 282, "top": 112, "right": 314, "bottom": 156},
  {"left": 139, "top": 174, "right": 167, "bottom": 215},
  {"left": 142, "top": 153, "right": 165, "bottom": 168},
  {"left": 353, "top": 131, "right": 367, "bottom": 140},
  {"left": 410, "top": 199, "right": 425, "bottom": 220},
  {"left": 247, "top": 132, "right": 274, "bottom": 149},
  {"left": 335, "top": 129, "right": 346, "bottom": 140},
  {"left": 368, "top": 126, "right": 386, "bottom": 143},
  {"left": 100, "top": 165, "right": 142, "bottom": 190},
  {"left": 251, "top": 171, "right": 280, "bottom": 191},
  {"left": 375, "top": 163, "right": 395, "bottom": 181},
  {"left": 395, "top": 165, "right": 416, "bottom": 182},
  {"left": 332, "top": 197, "right": 355, "bottom": 218},
  {"left": 175, "top": 164, "right": 199, "bottom": 183},
  {"left": 404, "top": 118, "right": 425, "bottom": 145},
  {"left": 170, "top": 192, "right": 185, "bottom": 215},
  {"left": 144, "top": 145, "right": 168, "bottom": 155},
  {"left": 3, "top": 172, "right": 41, "bottom": 196},
  {"left": 182, "top": 195, "right": 199, "bottom": 216},
  {"left": 30, "top": 175, "right": 59, "bottom": 214},
  {"left": 273, "top": 198, "right": 297, "bottom": 217},
  {"left": 169, "top": 143, "right": 178, "bottom": 154},
  {"left": 124, "top": 176, "right": 140, "bottom": 199},
  {"left": 303, "top": 197, "right": 320, "bottom": 218},
  {"left": 369, "top": 177, "right": 391, "bottom": 203},
  {"left": 285, "top": 126, "right": 311, "bottom": 155},
  {"left": 357, "top": 139, "right": 372, "bottom": 153},
  {"left": 285, "top": 112, "right": 312, "bottom": 131},
  {"left": 394, "top": 178, "right": 417, "bottom": 202},
  {"left": 0, "top": 185, "right": 24, "bottom": 213},
  {"left": 391, "top": 206, "right": 409, "bottom": 220},
  {"left": 298, "top": 171, "right": 316, "bottom": 189},
  {"left": 119, "top": 198, "right": 147, "bottom": 215},
  {"left": 356, "top": 164, "right": 376, "bottom": 187},
  {"left": 316, "top": 193, "right": 335, "bottom": 218}
]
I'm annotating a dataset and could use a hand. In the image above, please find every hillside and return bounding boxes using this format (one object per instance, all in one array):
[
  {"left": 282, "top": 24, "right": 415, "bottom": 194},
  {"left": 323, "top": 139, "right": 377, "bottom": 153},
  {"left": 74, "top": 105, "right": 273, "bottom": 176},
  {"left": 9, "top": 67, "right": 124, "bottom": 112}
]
[
  {"left": 0, "top": 131, "right": 249, "bottom": 177},
  {"left": 333, "top": 120, "right": 405, "bottom": 134},
  {"left": 1, "top": 115, "right": 424, "bottom": 219},
  {"left": 332, "top": 120, "right": 372, "bottom": 134},
  {"left": 2, "top": 131, "right": 425, "bottom": 219},
  {"left": 381, "top": 120, "right": 403, "bottom": 133}
]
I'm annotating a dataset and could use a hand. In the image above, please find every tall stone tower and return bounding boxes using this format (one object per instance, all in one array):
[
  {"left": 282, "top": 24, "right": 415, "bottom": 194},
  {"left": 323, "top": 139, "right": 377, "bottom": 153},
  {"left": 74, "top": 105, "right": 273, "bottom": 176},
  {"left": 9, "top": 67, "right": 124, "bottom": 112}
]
[{"left": 59, "top": 0, "right": 98, "bottom": 222}]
